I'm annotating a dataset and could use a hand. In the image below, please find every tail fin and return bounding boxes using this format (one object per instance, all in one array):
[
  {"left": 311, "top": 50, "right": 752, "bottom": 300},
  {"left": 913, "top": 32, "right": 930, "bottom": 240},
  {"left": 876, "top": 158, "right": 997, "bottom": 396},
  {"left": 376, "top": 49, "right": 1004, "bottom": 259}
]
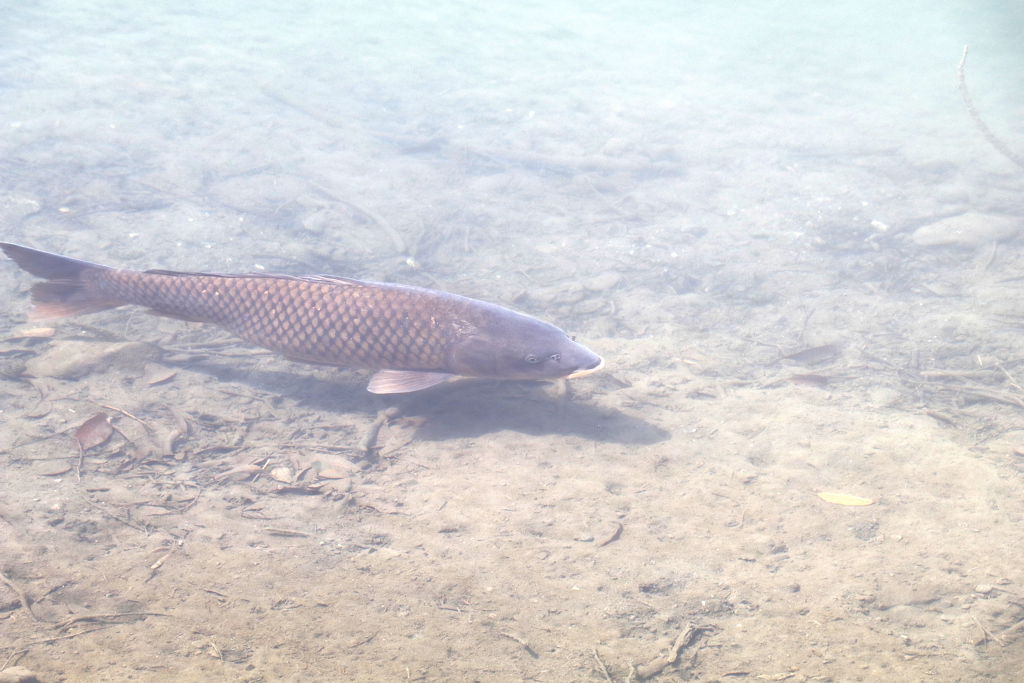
[{"left": 1, "top": 242, "right": 122, "bottom": 320}]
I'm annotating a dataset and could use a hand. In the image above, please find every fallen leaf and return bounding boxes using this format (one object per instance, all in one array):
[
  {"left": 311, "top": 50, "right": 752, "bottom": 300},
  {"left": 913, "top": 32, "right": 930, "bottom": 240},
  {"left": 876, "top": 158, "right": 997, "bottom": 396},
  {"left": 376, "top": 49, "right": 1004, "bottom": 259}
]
[
  {"left": 26, "top": 378, "right": 52, "bottom": 417},
  {"left": 143, "top": 362, "right": 177, "bottom": 385},
  {"left": 312, "top": 457, "right": 359, "bottom": 475},
  {"left": 213, "top": 464, "right": 264, "bottom": 482},
  {"left": 26, "top": 400, "right": 52, "bottom": 418},
  {"left": 788, "top": 373, "right": 829, "bottom": 388},
  {"left": 598, "top": 522, "right": 624, "bottom": 547},
  {"left": 785, "top": 344, "right": 841, "bottom": 365},
  {"left": 6, "top": 327, "right": 56, "bottom": 341},
  {"left": 72, "top": 412, "right": 113, "bottom": 452},
  {"left": 818, "top": 492, "right": 874, "bottom": 506},
  {"left": 138, "top": 505, "right": 176, "bottom": 516},
  {"left": 273, "top": 484, "right": 327, "bottom": 496},
  {"left": 270, "top": 466, "right": 294, "bottom": 483},
  {"left": 320, "top": 478, "right": 352, "bottom": 495}
]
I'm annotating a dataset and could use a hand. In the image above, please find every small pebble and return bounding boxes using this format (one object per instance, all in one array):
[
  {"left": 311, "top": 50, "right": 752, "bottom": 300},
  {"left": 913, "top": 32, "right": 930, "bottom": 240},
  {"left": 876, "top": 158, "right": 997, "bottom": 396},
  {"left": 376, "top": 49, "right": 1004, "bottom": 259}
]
[
  {"left": 912, "top": 213, "right": 1023, "bottom": 248},
  {"left": 581, "top": 271, "right": 622, "bottom": 292},
  {"left": 574, "top": 298, "right": 605, "bottom": 315},
  {"left": 975, "top": 584, "right": 994, "bottom": 595},
  {"left": 0, "top": 667, "right": 42, "bottom": 683}
]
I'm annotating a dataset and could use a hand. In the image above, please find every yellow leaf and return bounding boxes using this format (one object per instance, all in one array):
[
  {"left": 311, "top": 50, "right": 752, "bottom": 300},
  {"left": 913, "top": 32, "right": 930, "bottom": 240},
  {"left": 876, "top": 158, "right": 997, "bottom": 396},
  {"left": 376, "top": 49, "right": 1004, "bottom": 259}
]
[
  {"left": 6, "top": 327, "right": 55, "bottom": 340},
  {"left": 818, "top": 492, "right": 874, "bottom": 506}
]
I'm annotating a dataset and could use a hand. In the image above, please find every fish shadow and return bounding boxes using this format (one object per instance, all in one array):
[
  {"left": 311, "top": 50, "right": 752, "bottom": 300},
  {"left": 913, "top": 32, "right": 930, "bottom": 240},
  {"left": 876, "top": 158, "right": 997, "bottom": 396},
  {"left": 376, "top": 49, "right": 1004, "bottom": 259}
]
[
  {"left": 397, "top": 380, "right": 671, "bottom": 445},
  {"left": 176, "top": 360, "right": 669, "bottom": 445}
]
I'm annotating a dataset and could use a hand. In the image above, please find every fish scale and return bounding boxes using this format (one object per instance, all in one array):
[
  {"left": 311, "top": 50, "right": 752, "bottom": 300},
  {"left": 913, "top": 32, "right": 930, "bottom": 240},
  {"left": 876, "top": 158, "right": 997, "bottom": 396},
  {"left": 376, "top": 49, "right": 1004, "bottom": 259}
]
[
  {"left": 89, "top": 269, "right": 467, "bottom": 371},
  {"left": 0, "top": 242, "right": 604, "bottom": 394}
]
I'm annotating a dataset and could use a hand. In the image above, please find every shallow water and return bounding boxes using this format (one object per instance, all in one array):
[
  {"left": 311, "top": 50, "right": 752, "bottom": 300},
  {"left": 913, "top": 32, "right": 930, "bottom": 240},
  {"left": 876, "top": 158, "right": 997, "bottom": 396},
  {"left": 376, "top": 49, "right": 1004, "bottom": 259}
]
[{"left": 2, "top": 1, "right": 1024, "bottom": 681}]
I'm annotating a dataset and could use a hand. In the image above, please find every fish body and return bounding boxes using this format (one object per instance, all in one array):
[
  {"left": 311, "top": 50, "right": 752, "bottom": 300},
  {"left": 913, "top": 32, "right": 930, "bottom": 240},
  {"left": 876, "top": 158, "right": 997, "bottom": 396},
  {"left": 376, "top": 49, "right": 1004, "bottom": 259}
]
[{"left": 0, "top": 243, "right": 603, "bottom": 393}]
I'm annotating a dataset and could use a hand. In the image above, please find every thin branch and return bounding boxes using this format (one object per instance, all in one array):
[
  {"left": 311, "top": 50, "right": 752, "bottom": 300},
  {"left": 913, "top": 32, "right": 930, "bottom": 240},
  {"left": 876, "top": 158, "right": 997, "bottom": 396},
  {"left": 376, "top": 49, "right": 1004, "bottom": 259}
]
[
  {"left": 0, "top": 570, "right": 40, "bottom": 622},
  {"left": 957, "top": 46, "right": 1024, "bottom": 169}
]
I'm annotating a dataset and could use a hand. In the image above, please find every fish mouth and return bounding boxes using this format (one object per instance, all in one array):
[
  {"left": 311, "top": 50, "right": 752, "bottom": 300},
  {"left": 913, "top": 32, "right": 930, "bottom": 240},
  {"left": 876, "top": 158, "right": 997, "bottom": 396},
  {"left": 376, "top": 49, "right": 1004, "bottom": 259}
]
[{"left": 565, "top": 357, "right": 604, "bottom": 379}]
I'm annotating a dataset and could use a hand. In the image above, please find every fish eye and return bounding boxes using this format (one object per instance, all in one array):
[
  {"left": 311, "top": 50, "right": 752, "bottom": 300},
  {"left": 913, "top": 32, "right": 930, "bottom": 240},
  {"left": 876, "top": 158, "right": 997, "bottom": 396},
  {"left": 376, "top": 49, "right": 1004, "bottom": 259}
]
[
  {"left": 550, "top": 353, "right": 560, "bottom": 362},
  {"left": 525, "top": 354, "right": 539, "bottom": 364}
]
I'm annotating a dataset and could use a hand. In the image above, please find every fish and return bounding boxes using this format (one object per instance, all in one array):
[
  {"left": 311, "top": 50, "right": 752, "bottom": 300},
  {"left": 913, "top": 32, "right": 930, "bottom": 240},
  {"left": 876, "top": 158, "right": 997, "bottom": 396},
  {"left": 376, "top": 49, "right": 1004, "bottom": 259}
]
[{"left": 0, "top": 243, "right": 603, "bottom": 394}]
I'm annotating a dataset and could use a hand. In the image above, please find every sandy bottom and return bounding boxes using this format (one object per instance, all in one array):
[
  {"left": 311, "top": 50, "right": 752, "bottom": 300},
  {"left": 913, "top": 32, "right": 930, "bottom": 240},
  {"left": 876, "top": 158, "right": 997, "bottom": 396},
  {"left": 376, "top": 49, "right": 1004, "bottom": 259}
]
[
  {"left": 2, "top": 4, "right": 1024, "bottom": 680},
  {"left": 3, "top": 215, "right": 1024, "bottom": 682}
]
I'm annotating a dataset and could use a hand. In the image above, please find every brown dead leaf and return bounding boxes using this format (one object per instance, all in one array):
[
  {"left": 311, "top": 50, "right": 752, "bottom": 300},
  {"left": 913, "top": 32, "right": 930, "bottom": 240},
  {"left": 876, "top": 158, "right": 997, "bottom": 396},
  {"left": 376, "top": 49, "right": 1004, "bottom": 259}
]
[
  {"left": 143, "top": 362, "right": 177, "bottom": 386},
  {"left": 272, "top": 484, "right": 327, "bottom": 496},
  {"left": 25, "top": 400, "right": 52, "bottom": 418},
  {"left": 213, "top": 464, "right": 265, "bottom": 482},
  {"left": 818, "top": 491, "right": 874, "bottom": 506},
  {"left": 6, "top": 327, "right": 56, "bottom": 341},
  {"left": 785, "top": 344, "right": 841, "bottom": 365},
  {"left": 320, "top": 478, "right": 352, "bottom": 495},
  {"left": 25, "top": 377, "right": 52, "bottom": 418},
  {"left": 73, "top": 412, "right": 113, "bottom": 452},
  {"left": 124, "top": 438, "right": 158, "bottom": 466},
  {"left": 270, "top": 467, "right": 294, "bottom": 483},
  {"left": 313, "top": 456, "right": 359, "bottom": 477},
  {"left": 39, "top": 464, "right": 74, "bottom": 477},
  {"left": 788, "top": 373, "right": 829, "bottom": 388},
  {"left": 317, "top": 468, "right": 350, "bottom": 480}
]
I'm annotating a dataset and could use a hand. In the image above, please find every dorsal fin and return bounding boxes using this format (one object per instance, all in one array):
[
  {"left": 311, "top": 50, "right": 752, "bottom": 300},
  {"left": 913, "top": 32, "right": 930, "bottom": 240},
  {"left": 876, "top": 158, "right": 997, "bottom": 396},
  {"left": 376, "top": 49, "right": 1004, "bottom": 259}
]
[
  {"left": 143, "top": 269, "right": 365, "bottom": 287},
  {"left": 303, "top": 274, "right": 364, "bottom": 286}
]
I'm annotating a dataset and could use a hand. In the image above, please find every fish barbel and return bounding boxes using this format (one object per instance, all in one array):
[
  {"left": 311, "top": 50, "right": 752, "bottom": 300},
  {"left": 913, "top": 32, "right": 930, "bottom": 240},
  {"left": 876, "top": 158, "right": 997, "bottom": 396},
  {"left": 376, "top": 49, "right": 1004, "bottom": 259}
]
[{"left": 0, "top": 243, "right": 603, "bottom": 393}]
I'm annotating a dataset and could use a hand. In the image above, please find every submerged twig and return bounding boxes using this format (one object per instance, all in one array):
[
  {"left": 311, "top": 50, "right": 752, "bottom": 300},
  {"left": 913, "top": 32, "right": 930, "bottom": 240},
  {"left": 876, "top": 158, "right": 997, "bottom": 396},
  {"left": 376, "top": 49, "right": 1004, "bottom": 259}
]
[
  {"left": 1, "top": 649, "right": 29, "bottom": 670},
  {"left": 961, "top": 388, "right": 1024, "bottom": 409},
  {"left": 957, "top": 46, "right": 1024, "bottom": 169},
  {"left": 83, "top": 499, "right": 149, "bottom": 534},
  {"left": 89, "top": 401, "right": 153, "bottom": 434},
  {"left": 359, "top": 405, "right": 401, "bottom": 453},
  {"left": 635, "top": 623, "right": 716, "bottom": 679},
  {"left": 592, "top": 647, "right": 613, "bottom": 682},
  {"left": 0, "top": 570, "right": 40, "bottom": 622},
  {"left": 972, "top": 613, "right": 1005, "bottom": 646},
  {"left": 26, "top": 625, "right": 113, "bottom": 646},
  {"left": 264, "top": 527, "right": 311, "bottom": 538},
  {"left": 500, "top": 632, "right": 537, "bottom": 658},
  {"left": 54, "top": 612, "right": 169, "bottom": 631}
]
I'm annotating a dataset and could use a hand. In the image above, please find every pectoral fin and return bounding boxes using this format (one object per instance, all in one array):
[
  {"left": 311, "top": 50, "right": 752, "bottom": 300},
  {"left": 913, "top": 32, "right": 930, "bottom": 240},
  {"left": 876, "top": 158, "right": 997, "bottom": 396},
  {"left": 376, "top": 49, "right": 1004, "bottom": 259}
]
[
  {"left": 367, "top": 370, "right": 455, "bottom": 394},
  {"left": 565, "top": 357, "right": 604, "bottom": 379}
]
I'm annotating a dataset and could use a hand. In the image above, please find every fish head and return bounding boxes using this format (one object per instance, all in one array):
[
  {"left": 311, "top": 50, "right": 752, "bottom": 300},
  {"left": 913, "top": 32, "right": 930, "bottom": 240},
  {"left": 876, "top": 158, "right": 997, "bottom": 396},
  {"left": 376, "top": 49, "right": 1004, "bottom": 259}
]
[{"left": 447, "top": 317, "right": 603, "bottom": 381}]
